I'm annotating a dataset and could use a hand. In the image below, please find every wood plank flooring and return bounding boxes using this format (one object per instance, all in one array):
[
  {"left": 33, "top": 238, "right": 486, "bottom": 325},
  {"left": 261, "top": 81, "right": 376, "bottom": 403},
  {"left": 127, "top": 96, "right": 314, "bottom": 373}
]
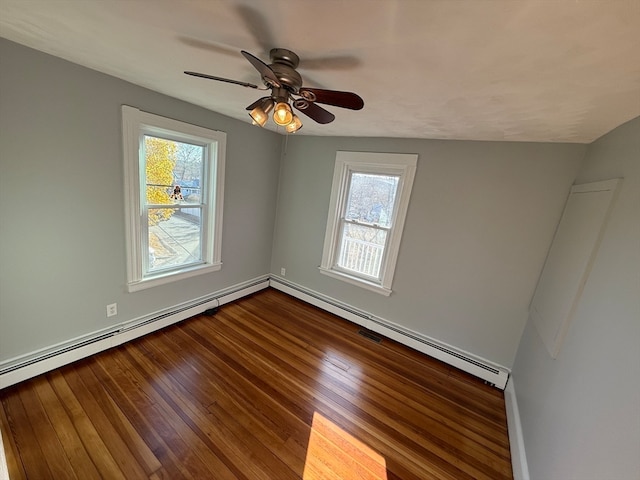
[{"left": 0, "top": 288, "right": 513, "bottom": 479}]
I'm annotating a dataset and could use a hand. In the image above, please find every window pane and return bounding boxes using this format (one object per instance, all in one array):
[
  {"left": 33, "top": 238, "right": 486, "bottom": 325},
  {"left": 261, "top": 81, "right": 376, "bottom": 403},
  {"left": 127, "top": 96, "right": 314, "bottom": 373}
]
[
  {"left": 337, "top": 223, "right": 387, "bottom": 278},
  {"left": 148, "top": 207, "right": 202, "bottom": 272},
  {"left": 144, "top": 135, "right": 204, "bottom": 205},
  {"left": 345, "top": 173, "right": 399, "bottom": 228}
]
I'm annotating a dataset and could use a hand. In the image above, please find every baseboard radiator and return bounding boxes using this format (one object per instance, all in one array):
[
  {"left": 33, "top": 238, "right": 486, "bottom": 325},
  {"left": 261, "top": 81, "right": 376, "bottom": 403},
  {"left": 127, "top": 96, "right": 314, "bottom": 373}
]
[
  {"left": 0, "top": 276, "right": 270, "bottom": 389},
  {"left": 269, "top": 276, "right": 509, "bottom": 389},
  {"left": 1, "top": 274, "right": 509, "bottom": 390}
]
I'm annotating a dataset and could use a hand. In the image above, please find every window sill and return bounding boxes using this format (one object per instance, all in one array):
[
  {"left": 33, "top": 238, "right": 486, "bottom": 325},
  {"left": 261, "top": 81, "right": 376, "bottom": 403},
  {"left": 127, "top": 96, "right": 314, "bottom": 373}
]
[
  {"left": 318, "top": 267, "right": 392, "bottom": 296},
  {"left": 127, "top": 262, "right": 222, "bottom": 292}
]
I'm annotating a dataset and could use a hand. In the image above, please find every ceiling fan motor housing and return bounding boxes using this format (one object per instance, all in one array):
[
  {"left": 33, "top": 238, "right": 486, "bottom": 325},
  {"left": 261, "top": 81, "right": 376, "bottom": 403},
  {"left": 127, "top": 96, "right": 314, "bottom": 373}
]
[
  {"left": 268, "top": 48, "right": 302, "bottom": 93},
  {"left": 270, "top": 48, "right": 300, "bottom": 68},
  {"left": 268, "top": 63, "right": 302, "bottom": 93}
]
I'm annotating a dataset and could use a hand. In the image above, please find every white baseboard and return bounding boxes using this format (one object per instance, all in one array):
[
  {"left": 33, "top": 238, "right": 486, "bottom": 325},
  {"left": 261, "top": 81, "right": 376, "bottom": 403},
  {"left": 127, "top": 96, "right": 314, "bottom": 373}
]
[
  {"left": 0, "top": 275, "right": 270, "bottom": 389},
  {"left": 1, "top": 273, "right": 511, "bottom": 392},
  {"left": 504, "top": 378, "right": 530, "bottom": 480},
  {"left": 269, "top": 276, "right": 510, "bottom": 389}
]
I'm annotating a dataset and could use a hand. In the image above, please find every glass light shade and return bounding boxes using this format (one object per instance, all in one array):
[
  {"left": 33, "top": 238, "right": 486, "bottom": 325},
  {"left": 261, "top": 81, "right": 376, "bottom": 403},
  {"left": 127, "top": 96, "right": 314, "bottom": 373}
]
[
  {"left": 273, "top": 102, "right": 293, "bottom": 126},
  {"left": 249, "top": 98, "right": 274, "bottom": 127},
  {"left": 249, "top": 106, "right": 269, "bottom": 127},
  {"left": 285, "top": 115, "right": 303, "bottom": 133}
]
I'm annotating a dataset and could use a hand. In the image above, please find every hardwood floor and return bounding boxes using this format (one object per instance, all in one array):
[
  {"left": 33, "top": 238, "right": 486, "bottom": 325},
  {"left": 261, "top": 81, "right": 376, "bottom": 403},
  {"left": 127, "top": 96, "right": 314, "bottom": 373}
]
[{"left": 0, "top": 288, "right": 513, "bottom": 479}]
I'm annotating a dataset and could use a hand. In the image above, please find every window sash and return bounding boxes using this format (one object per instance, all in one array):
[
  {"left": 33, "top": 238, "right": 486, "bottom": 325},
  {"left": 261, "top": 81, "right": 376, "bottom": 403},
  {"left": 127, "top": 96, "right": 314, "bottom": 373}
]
[
  {"left": 343, "top": 171, "right": 400, "bottom": 229},
  {"left": 140, "top": 134, "right": 209, "bottom": 278},
  {"left": 335, "top": 220, "right": 389, "bottom": 280},
  {"left": 143, "top": 204, "right": 205, "bottom": 275},
  {"left": 337, "top": 165, "right": 396, "bottom": 279}
]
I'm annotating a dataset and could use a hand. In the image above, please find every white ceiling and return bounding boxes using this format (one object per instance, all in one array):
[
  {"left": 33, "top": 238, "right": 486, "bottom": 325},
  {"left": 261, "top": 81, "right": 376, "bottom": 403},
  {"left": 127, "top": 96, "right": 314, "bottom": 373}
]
[{"left": 1, "top": 0, "right": 639, "bottom": 143}]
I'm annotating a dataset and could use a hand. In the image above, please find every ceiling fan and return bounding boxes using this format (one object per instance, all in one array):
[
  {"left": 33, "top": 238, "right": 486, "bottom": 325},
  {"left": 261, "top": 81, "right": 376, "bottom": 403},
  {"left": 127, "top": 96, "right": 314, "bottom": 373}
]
[{"left": 185, "top": 48, "right": 364, "bottom": 133}]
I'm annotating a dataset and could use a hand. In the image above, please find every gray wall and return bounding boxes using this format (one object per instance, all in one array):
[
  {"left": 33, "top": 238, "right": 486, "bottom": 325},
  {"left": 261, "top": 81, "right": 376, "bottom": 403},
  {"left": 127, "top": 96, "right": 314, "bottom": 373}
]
[
  {"left": 0, "top": 39, "right": 282, "bottom": 362},
  {"left": 512, "top": 117, "right": 640, "bottom": 479},
  {"left": 271, "top": 136, "right": 586, "bottom": 368}
]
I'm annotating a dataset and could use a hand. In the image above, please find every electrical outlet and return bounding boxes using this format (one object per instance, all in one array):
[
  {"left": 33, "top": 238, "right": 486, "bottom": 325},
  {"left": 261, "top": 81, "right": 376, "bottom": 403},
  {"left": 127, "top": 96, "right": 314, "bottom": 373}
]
[
  {"left": 281, "top": 267, "right": 286, "bottom": 277},
  {"left": 106, "top": 303, "right": 118, "bottom": 318}
]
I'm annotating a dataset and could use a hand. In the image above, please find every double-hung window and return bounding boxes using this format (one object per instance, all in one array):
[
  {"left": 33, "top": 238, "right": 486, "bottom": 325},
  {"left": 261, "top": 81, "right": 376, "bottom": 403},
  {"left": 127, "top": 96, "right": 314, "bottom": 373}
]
[
  {"left": 320, "top": 151, "right": 417, "bottom": 296},
  {"left": 122, "top": 106, "right": 226, "bottom": 292}
]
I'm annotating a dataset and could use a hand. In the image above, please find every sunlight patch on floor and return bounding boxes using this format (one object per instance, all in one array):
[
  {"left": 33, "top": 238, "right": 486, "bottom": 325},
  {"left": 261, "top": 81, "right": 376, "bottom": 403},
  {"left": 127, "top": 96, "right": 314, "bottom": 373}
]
[{"left": 303, "top": 411, "right": 387, "bottom": 480}]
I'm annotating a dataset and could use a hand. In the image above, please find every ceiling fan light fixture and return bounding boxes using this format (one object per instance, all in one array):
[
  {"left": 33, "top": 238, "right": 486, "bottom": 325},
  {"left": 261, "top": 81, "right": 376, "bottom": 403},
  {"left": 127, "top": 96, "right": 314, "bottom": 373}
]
[
  {"left": 249, "top": 98, "right": 274, "bottom": 127},
  {"left": 186, "top": 49, "right": 363, "bottom": 128},
  {"left": 285, "top": 114, "right": 303, "bottom": 133},
  {"left": 273, "top": 101, "right": 293, "bottom": 126}
]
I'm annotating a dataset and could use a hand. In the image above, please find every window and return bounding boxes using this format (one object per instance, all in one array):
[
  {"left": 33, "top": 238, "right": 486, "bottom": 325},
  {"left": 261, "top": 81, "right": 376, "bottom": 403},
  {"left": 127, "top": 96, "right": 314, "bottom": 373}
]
[
  {"left": 122, "top": 106, "right": 226, "bottom": 292},
  {"left": 320, "top": 151, "right": 417, "bottom": 295}
]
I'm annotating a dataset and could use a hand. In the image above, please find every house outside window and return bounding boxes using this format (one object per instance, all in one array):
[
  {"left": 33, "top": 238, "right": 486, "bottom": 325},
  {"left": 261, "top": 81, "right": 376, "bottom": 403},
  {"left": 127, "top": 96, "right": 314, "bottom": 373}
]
[
  {"left": 122, "top": 106, "right": 226, "bottom": 292},
  {"left": 320, "top": 151, "right": 417, "bottom": 295}
]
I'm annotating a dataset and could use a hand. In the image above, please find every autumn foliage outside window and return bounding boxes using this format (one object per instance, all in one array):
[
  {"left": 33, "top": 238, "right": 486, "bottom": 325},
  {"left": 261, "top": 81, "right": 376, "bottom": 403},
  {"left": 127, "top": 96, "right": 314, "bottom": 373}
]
[{"left": 145, "top": 136, "right": 178, "bottom": 225}]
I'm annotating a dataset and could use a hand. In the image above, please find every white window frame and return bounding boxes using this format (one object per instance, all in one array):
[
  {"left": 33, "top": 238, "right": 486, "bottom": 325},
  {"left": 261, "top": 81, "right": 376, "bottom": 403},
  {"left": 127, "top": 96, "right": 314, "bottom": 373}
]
[
  {"left": 320, "top": 151, "right": 417, "bottom": 296},
  {"left": 122, "top": 106, "right": 226, "bottom": 292}
]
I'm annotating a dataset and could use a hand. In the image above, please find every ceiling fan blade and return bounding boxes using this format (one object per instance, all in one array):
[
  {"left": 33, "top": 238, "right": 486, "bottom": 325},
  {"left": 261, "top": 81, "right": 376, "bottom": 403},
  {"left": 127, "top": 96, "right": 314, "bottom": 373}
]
[
  {"left": 299, "top": 88, "right": 364, "bottom": 110},
  {"left": 184, "top": 71, "right": 259, "bottom": 89},
  {"left": 241, "top": 50, "right": 281, "bottom": 88},
  {"left": 300, "top": 55, "right": 361, "bottom": 71},
  {"left": 178, "top": 36, "right": 239, "bottom": 58},
  {"left": 294, "top": 101, "right": 335, "bottom": 124},
  {"left": 235, "top": 5, "right": 275, "bottom": 54}
]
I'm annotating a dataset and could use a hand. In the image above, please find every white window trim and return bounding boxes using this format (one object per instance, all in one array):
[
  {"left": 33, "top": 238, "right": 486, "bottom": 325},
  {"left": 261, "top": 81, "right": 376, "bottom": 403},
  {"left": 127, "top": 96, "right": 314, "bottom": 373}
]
[
  {"left": 122, "top": 106, "right": 226, "bottom": 292},
  {"left": 320, "top": 151, "right": 417, "bottom": 296}
]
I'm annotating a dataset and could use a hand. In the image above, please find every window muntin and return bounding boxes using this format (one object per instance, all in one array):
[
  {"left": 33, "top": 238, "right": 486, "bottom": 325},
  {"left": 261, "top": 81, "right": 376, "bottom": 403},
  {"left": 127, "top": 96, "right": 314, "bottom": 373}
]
[
  {"left": 320, "top": 152, "right": 417, "bottom": 295},
  {"left": 122, "top": 106, "right": 226, "bottom": 292}
]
